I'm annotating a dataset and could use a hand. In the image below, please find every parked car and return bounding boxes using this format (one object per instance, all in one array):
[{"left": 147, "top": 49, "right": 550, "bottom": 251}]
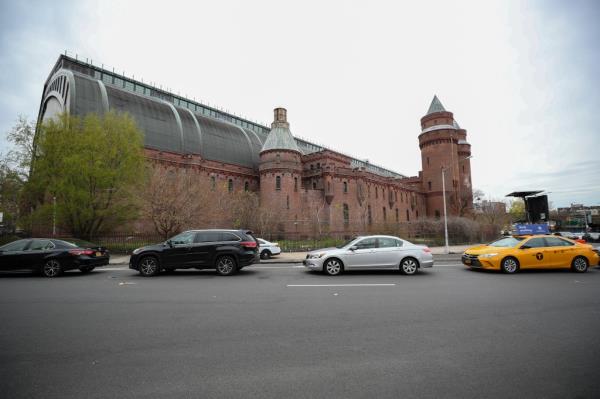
[
  {"left": 0, "top": 238, "right": 110, "bottom": 277},
  {"left": 129, "top": 229, "right": 259, "bottom": 277},
  {"left": 303, "top": 235, "right": 433, "bottom": 276},
  {"left": 462, "top": 235, "right": 600, "bottom": 273},
  {"left": 257, "top": 238, "right": 281, "bottom": 259}
]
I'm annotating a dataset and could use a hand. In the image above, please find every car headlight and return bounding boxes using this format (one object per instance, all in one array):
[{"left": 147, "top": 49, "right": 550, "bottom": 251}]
[
  {"left": 480, "top": 253, "right": 499, "bottom": 258},
  {"left": 308, "top": 253, "right": 326, "bottom": 259}
]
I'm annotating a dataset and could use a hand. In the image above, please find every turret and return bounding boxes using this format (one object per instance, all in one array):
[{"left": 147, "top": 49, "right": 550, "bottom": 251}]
[
  {"left": 419, "top": 96, "right": 473, "bottom": 217},
  {"left": 259, "top": 108, "right": 303, "bottom": 225}
]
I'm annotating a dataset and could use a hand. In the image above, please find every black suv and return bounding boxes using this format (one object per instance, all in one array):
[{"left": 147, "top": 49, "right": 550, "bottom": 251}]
[{"left": 129, "top": 230, "right": 259, "bottom": 277}]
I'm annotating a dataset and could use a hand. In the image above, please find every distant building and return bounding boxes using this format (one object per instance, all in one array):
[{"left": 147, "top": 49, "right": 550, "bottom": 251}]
[
  {"left": 36, "top": 54, "right": 474, "bottom": 236},
  {"left": 474, "top": 200, "right": 507, "bottom": 214}
]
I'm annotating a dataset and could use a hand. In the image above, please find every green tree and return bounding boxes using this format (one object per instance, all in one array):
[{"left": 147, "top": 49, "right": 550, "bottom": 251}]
[
  {"left": 27, "top": 112, "right": 145, "bottom": 239},
  {"left": 508, "top": 199, "right": 526, "bottom": 222}
]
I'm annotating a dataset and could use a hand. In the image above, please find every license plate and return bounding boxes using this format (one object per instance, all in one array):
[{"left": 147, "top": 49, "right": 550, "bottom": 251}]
[{"left": 96, "top": 252, "right": 102, "bottom": 257}]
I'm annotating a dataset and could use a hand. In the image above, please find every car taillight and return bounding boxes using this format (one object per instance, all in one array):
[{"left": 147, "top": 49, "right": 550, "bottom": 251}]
[
  {"left": 422, "top": 247, "right": 432, "bottom": 253},
  {"left": 241, "top": 241, "right": 257, "bottom": 249},
  {"left": 69, "top": 249, "right": 94, "bottom": 256}
]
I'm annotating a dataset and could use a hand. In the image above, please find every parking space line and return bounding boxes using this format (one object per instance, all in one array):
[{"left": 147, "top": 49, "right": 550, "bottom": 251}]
[{"left": 287, "top": 283, "right": 396, "bottom": 287}]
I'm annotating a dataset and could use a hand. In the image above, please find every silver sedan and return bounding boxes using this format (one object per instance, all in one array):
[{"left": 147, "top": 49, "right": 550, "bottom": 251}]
[{"left": 303, "top": 235, "right": 434, "bottom": 276}]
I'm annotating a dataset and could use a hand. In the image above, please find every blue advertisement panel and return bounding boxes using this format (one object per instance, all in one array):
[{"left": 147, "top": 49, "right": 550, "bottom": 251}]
[{"left": 514, "top": 224, "right": 549, "bottom": 235}]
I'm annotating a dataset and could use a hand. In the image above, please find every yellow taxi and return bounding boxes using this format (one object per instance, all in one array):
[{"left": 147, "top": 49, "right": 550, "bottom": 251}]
[{"left": 462, "top": 235, "right": 600, "bottom": 273}]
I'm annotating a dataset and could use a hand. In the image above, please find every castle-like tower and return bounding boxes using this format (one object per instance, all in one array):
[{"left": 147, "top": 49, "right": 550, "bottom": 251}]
[
  {"left": 259, "top": 108, "right": 303, "bottom": 230},
  {"left": 419, "top": 96, "right": 472, "bottom": 217}
]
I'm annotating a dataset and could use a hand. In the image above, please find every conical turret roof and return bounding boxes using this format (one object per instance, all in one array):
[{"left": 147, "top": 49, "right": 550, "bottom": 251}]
[
  {"left": 426, "top": 95, "right": 446, "bottom": 115},
  {"left": 261, "top": 107, "right": 301, "bottom": 153}
]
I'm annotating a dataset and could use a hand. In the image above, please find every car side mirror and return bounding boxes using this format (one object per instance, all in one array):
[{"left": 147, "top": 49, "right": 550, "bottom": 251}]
[
  {"left": 166, "top": 240, "right": 173, "bottom": 248},
  {"left": 350, "top": 246, "right": 357, "bottom": 251}
]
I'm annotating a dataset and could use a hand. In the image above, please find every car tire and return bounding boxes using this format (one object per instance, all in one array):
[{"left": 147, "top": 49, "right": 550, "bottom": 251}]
[
  {"left": 42, "top": 259, "right": 63, "bottom": 278},
  {"left": 79, "top": 266, "right": 95, "bottom": 273},
  {"left": 215, "top": 255, "right": 237, "bottom": 276},
  {"left": 324, "top": 258, "right": 343, "bottom": 276},
  {"left": 260, "top": 250, "right": 271, "bottom": 260},
  {"left": 501, "top": 257, "right": 519, "bottom": 274},
  {"left": 139, "top": 256, "right": 160, "bottom": 277},
  {"left": 400, "top": 257, "right": 419, "bottom": 275},
  {"left": 571, "top": 256, "right": 588, "bottom": 273}
]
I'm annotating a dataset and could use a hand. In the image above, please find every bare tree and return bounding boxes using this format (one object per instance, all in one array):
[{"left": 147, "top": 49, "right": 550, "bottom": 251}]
[{"left": 142, "top": 165, "right": 211, "bottom": 239}]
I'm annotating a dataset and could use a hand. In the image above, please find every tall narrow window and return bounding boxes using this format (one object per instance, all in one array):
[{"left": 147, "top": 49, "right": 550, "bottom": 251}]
[
  {"left": 416, "top": 210, "right": 419, "bottom": 218},
  {"left": 396, "top": 208, "right": 399, "bottom": 222},
  {"left": 463, "top": 165, "right": 465, "bottom": 173},
  {"left": 244, "top": 181, "right": 249, "bottom": 191},
  {"left": 228, "top": 179, "right": 233, "bottom": 192},
  {"left": 427, "top": 157, "right": 430, "bottom": 166},
  {"left": 211, "top": 176, "right": 216, "bottom": 191},
  {"left": 376, "top": 187, "right": 378, "bottom": 199},
  {"left": 383, "top": 207, "right": 387, "bottom": 221},
  {"left": 286, "top": 195, "right": 290, "bottom": 209},
  {"left": 406, "top": 209, "right": 410, "bottom": 221},
  {"left": 312, "top": 181, "right": 317, "bottom": 189},
  {"left": 343, "top": 204, "right": 349, "bottom": 225},
  {"left": 317, "top": 162, "right": 320, "bottom": 169},
  {"left": 368, "top": 205, "right": 372, "bottom": 225},
  {"left": 276, "top": 176, "right": 281, "bottom": 190},
  {"left": 428, "top": 181, "right": 432, "bottom": 190},
  {"left": 343, "top": 181, "right": 348, "bottom": 193},
  {"left": 435, "top": 210, "right": 440, "bottom": 219},
  {"left": 276, "top": 154, "right": 281, "bottom": 163}
]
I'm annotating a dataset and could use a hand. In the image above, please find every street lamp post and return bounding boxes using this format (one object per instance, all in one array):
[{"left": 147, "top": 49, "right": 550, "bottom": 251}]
[
  {"left": 441, "top": 167, "right": 449, "bottom": 254},
  {"left": 52, "top": 196, "right": 56, "bottom": 237},
  {"left": 441, "top": 155, "right": 472, "bottom": 254}
]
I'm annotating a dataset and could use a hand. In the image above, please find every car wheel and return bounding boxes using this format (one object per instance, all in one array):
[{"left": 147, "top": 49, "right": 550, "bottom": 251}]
[
  {"left": 571, "top": 256, "right": 588, "bottom": 273},
  {"left": 79, "top": 266, "right": 95, "bottom": 273},
  {"left": 324, "top": 258, "right": 343, "bottom": 276},
  {"left": 42, "top": 259, "right": 63, "bottom": 278},
  {"left": 501, "top": 257, "right": 519, "bottom": 274},
  {"left": 139, "top": 256, "right": 160, "bottom": 277},
  {"left": 400, "top": 257, "right": 419, "bottom": 275},
  {"left": 260, "top": 250, "right": 271, "bottom": 260},
  {"left": 216, "top": 256, "right": 237, "bottom": 276}
]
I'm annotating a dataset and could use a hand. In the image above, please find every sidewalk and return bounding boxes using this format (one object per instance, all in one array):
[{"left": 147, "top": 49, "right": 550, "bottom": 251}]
[{"left": 108, "top": 244, "right": 471, "bottom": 265}]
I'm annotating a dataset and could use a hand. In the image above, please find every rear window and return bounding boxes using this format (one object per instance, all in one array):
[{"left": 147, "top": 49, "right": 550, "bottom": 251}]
[
  {"left": 195, "top": 231, "right": 221, "bottom": 243},
  {"left": 220, "top": 232, "right": 241, "bottom": 242},
  {"left": 53, "top": 240, "right": 79, "bottom": 248}
]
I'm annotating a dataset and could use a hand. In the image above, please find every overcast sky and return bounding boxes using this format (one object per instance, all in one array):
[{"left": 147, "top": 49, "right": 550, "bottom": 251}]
[{"left": 1, "top": 0, "right": 599, "bottom": 208}]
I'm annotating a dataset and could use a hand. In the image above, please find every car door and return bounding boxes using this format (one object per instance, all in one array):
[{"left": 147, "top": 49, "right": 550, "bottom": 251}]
[
  {"left": 0, "top": 239, "right": 31, "bottom": 270},
  {"left": 189, "top": 231, "right": 221, "bottom": 267},
  {"left": 344, "top": 237, "right": 378, "bottom": 269},
  {"left": 23, "top": 239, "right": 56, "bottom": 269},
  {"left": 375, "top": 237, "right": 404, "bottom": 268},
  {"left": 518, "top": 237, "right": 549, "bottom": 269},
  {"left": 162, "top": 231, "right": 196, "bottom": 267},
  {"left": 543, "top": 236, "right": 577, "bottom": 268}
]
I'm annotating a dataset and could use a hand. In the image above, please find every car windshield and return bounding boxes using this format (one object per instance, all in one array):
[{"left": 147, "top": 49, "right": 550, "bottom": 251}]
[
  {"left": 337, "top": 237, "right": 359, "bottom": 249},
  {"left": 488, "top": 237, "right": 524, "bottom": 247}
]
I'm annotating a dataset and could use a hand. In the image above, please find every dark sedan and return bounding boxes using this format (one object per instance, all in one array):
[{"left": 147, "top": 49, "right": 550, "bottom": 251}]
[{"left": 0, "top": 238, "right": 110, "bottom": 277}]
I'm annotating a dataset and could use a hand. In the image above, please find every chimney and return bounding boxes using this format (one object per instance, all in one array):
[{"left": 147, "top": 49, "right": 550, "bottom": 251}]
[{"left": 271, "top": 107, "right": 289, "bottom": 128}]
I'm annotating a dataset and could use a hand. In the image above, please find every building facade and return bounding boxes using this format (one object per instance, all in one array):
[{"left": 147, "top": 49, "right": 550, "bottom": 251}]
[{"left": 36, "top": 55, "right": 473, "bottom": 236}]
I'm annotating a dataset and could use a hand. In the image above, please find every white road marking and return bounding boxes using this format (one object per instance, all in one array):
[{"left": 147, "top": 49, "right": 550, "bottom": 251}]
[
  {"left": 103, "top": 267, "right": 129, "bottom": 270},
  {"left": 287, "top": 283, "right": 396, "bottom": 287}
]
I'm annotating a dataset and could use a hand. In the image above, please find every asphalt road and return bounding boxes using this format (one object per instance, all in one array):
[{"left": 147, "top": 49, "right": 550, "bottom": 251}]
[{"left": 1, "top": 257, "right": 599, "bottom": 399}]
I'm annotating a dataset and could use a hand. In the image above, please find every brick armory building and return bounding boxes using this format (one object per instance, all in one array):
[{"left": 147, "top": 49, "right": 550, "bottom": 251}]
[{"left": 37, "top": 54, "right": 473, "bottom": 236}]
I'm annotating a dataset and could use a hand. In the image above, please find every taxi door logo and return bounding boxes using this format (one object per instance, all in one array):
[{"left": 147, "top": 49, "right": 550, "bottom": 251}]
[{"left": 536, "top": 253, "right": 544, "bottom": 261}]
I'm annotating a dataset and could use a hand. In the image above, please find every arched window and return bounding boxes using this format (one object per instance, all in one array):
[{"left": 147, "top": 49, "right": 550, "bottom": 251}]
[
  {"left": 276, "top": 176, "right": 281, "bottom": 191},
  {"left": 435, "top": 210, "right": 440, "bottom": 219},
  {"left": 286, "top": 195, "right": 290, "bottom": 209},
  {"left": 375, "top": 187, "right": 378, "bottom": 199},
  {"left": 368, "top": 205, "right": 372, "bottom": 225},
  {"left": 383, "top": 207, "right": 387, "bottom": 221},
  {"left": 312, "top": 180, "right": 317, "bottom": 189},
  {"left": 406, "top": 209, "right": 410, "bottom": 221},
  {"left": 343, "top": 181, "right": 348, "bottom": 193},
  {"left": 343, "top": 203, "right": 349, "bottom": 224},
  {"left": 211, "top": 176, "right": 216, "bottom": 191},
  {"left": 294, "top": 177, "right": 298, "bottom": 192},
  {"left": 396, "top": 208, "right": 399, "bottom": 222},
  {"left": 416, "top": 210, "right": 419, "bottom": 218},
  {"left": 244, "top": 181, "right": 249, "bottom": 191},
  {"left": 428, "top": 181, "right": 432, "bottom": 190},
  {"left": 228, "top": 179, "right": 233, "bottom": 192}
]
